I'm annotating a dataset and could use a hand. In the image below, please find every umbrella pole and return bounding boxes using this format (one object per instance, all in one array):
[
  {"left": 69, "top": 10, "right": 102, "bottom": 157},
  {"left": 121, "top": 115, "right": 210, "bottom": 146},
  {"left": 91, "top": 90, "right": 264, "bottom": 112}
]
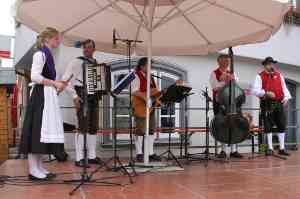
[
  {"left": 144, "top": 1, "right": 155, "bottom": 166},
  {"left": 144, "top": 30, "right": 152, "bottom": 166}
]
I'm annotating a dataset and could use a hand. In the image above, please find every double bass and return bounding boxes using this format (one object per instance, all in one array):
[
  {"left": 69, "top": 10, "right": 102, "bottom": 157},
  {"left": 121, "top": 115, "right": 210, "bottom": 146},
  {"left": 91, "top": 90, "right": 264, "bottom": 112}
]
[{"left": 210, "top": 51, "right": 250, "bottom": 144}]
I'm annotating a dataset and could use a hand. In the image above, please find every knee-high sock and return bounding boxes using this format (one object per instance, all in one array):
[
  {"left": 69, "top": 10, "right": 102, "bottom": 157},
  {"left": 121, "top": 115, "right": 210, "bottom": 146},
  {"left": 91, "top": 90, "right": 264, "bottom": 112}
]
[
  {"left": 75, "top": 133, "right": 83, "bottom": 161},
  {"left": 148, "top": 135, "right": 155, "bottom": 155},
  {"left": 278, "top": 133, "right": 285, "bottom": 150},
  {"left": 231, "top": 144, "right": 237, "bottom": 153},
  {"left": 87, "top": 134, "right": 97, "bottom": 159},
  {"left": 37, "top": 154, "right": 49, "bottom": 174},
  {"left": 135, "top": 136, "right": 143, "bottom": 155},
  {"left": 28, "top": 154, "right": 46, "bottom": 178},
  {"left": 267, "top": 133, "right": 273, "bottom": 150}
]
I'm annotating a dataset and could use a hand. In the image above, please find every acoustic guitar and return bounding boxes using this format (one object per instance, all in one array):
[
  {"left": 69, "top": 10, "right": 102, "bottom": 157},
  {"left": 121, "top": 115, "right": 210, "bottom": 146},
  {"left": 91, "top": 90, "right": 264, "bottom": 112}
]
[{"left": 131, "top": 80, "right": 183, "bottom": 118}]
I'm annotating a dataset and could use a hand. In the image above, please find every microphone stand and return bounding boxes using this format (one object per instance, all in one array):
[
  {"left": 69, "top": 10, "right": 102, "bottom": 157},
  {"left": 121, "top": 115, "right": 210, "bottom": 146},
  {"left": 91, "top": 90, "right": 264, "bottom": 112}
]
[{"left": 113, "top": 30, "right": 146, "bottom": 174}]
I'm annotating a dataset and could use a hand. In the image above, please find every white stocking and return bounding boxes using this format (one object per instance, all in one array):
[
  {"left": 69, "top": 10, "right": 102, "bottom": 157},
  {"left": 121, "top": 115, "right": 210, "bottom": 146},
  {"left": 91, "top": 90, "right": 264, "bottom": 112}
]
[
  {"left": 28, "top": 154, "right": 46, "bottom": 178},
  {"left": 267, "top": 133, "right": 273, "bottom": 150},
  {"left": 135, "top": 136, "right": 143, "bottom": 155},
  {"left": 75, "top": 133, "right": 84, "bottom": 161},
  {"left": 87, "top": 134, "right": 97, "bottom": 159}
]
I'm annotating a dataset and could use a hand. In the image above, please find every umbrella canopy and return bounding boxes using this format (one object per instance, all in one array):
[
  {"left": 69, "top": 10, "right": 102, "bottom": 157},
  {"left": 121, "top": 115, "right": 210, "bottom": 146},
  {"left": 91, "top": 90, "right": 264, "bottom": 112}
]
[{"left": 16, "top": 0, "right": 289, "bottom": 56}]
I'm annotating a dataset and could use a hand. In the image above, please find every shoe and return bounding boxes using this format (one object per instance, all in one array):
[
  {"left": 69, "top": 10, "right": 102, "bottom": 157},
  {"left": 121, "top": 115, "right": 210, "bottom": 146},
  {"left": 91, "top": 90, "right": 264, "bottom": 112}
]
[
  {"left": 88, "top": 157, "right": 103, "bottom": 165},
  {"left": 265, "top": 149, "right": 273, "bottom": 156},
  {"left": 46, "top": 173, "right": 57, "bottom": 179},
  {"left": 216, "top": 151, "right": 227, "bottom": 159},
  {"left": 75, "top": 159, "right": 90, "bottom": 168},
  {"left": 149, "top": 154, "right": 162, "bottom": 162},
  {"left": 230, "top": 151, "right": 243, "bottom": 159},
  {"left": 278, "top": 149, "right": 290, "bottom": 156},
  {"left": 136, "top": 154, "right": 144, "bottom": 162},
  {"left": 28, "top": 174, "right": 49, "bottom": 181}
]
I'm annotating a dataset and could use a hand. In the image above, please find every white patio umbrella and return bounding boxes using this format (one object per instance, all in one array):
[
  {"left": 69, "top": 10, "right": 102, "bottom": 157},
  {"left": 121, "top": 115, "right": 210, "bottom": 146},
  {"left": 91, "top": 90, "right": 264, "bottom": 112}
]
[{"left": 15, "top": 0, "right": 289, "bottom": 164}]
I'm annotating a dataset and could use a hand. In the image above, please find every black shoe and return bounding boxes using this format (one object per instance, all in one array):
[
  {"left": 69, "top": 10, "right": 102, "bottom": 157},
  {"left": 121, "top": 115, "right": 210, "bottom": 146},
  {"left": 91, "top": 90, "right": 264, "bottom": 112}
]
[
  {"left": 278, "top": 149, "right": 290, "bottom": 156},
  {"left": 136, "top": 154, "right": 144, "bottom": 162},
  {"left": 217, "top": 151, "right": 227, "bottom": 159},
  {"left": 230, "top": 151, "right": 243, "bottom": 159},
  {"left": 149, "top": 154, "right": 162, "bottom": 162},
  {"left": 28, "top": 174, "right": 49, "bottom": 181},
  {"left": 265, "top": 149, "right": 273, "bottom": 156},
  {"left": 46, "top": 173, "right": 57, "bottom": 179},
  {"left": 88, "top": 157, "right": 103, "bottom": 165},
  {"left": 75, "top": 159, "right": 90, "bottom": 168}
]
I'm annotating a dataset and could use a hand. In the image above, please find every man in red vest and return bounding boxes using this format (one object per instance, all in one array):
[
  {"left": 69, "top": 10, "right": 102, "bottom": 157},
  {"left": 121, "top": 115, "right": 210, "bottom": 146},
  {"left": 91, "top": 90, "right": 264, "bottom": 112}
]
[
  {"left": 209, "top": 54, "right": 243, "bottom": 159},
  {"left": 252, "top": 57, "right": 291, "bottom": 156},
  {"left": 131, "top": 57, "right": 161, "bottom": 162}
]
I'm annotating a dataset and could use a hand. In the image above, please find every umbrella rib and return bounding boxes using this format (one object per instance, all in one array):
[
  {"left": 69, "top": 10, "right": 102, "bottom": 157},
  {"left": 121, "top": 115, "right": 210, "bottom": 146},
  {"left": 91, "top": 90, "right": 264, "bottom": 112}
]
[
  {"left": 107, "top": 0, "right": 148, "bottom": 30},
  {"left": 169, "top": 0, "right": 211, "bottom": 44},
  {"left": 204, "top": 0, "right": 274, "bottom": 28},
  {"left": 131, "top": 1, "right": 148, "bottom": 27},
  {"left": 133, "top": 4, "right": 147, "bottom": 50},
  {"left": 62, "top": 0, "right": 119, "bottom": 34},
  {"left": 152, "top": 0, "right": 187, "bottom": 29}
]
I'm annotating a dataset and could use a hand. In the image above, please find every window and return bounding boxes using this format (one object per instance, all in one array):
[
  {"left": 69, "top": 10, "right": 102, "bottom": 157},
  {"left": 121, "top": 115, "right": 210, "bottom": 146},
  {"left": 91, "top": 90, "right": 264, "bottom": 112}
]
[{"left": 107, "top": 60, "right": 185, "bottom": 143}]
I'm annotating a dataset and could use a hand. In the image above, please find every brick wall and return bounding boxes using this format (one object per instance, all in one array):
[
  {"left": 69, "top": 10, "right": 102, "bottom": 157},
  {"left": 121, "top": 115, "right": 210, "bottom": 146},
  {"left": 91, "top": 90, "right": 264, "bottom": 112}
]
[{"left": 0, "top": 87, "right": 8, "bottom": 164}]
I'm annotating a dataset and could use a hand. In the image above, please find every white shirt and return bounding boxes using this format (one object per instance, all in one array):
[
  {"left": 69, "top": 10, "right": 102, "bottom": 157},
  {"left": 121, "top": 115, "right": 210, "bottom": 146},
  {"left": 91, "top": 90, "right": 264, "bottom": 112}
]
[
  {"left": 31, "top": 51, "right": 47, "bottom": 84},
  {"left": 62, "top": 57, "right": 97, "bottom": 99},
  {"left": 131, "top": 72, "right": 142, "bottom": 93},
  {"left": 252, "top": 72, "right": 291, "bottom": 101}
]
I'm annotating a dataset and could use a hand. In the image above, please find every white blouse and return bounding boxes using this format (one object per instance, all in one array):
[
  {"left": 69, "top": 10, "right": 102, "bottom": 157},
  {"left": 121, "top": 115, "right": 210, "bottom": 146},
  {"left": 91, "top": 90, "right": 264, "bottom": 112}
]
[{"left": 31, "top": 51, "right": 46, "bottom": 84}]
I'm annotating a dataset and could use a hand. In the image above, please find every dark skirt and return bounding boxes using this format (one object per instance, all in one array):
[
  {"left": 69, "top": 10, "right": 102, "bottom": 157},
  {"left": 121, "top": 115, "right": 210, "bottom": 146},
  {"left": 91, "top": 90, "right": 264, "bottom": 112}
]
[{"left": 19, "top": 85, "right": 64, "bottom": 155}]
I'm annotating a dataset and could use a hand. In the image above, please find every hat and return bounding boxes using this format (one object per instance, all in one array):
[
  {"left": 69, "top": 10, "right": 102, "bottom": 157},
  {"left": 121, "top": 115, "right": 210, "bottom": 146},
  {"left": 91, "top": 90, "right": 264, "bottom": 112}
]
[{"left": 262, "top": 57, "right": 277, "bottom": 66}]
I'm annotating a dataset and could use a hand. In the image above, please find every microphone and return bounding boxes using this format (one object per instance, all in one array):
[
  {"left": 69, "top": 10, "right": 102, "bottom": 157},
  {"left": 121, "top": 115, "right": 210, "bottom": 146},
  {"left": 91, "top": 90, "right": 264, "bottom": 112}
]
[{"left": 113, "top": 29, "right": 117, "bottom": 49}]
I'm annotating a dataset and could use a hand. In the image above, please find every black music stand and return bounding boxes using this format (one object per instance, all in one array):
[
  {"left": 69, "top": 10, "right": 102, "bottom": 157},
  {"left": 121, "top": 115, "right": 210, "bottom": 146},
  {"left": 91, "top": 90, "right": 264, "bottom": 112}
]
[
  {"left": 65, "top": 60, "right": 122, "bottom": 196},
  {"left": 183, "top": 88, "right": 227, "bottom": 166},
  {"left": 159, "top": 84, "right": 192, "bottom": 168}
]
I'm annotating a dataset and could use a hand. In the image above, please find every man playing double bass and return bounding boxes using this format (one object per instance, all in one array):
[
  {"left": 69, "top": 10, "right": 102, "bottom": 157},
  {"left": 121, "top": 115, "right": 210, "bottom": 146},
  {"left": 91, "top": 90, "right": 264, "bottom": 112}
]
[
  {"left": 252, "top": 57, "right": 291, "bottom": 156},
  {"left": 131, "top": 57, "right": 162, "bottom": 162},
  {"left": 209, "top": 54, "right": 243, "bottom": 159}
]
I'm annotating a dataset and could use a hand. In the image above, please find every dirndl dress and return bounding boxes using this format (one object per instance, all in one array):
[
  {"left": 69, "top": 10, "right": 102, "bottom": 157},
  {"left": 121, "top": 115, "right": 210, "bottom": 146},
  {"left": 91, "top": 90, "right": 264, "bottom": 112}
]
[{"left": 19, "top": 46, "right": 64, "bottom": 155}]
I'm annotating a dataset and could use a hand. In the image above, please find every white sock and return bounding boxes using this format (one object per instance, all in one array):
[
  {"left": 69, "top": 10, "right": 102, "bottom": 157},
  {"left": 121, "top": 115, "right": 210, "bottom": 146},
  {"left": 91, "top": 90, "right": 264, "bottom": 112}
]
[
  {"left": 148, "top": 135, "right": 155, "bottom": 155},
  {"left": 75, "top": 133, "right": 84, "bottom": 161},
  {"left": 87, "top": 134, "right": 97, "bottom": 159},
  {"left": 37, "top": 154, "right": 49, "bottom": 174},
  {"left": 231, "top": 144, "right": 237, "bottom": 153},
  {"left": 267, "top": 133, "right": 273, "bottom": 150},
  {"left": 135, "top": 136, "right": 143, "bottom": 155},
  {"left": 28, "top": 154, "right": 46, "bottom": 178},
  {"left": 278, "top": 133, "right": 285, "bottom": 150}
]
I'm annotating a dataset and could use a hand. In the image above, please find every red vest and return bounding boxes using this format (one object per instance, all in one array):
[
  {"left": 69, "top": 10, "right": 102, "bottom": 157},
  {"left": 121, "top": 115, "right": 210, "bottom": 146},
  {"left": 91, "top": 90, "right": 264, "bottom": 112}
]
[
  {"left": 259, "top": 70, "right": 284, "bottom": 101},
  {"left": 135, "top": 70, "right": 157, "bottom": 92},
  {"left": 212, "top": 68, "right": 228, "bottom": 98}
]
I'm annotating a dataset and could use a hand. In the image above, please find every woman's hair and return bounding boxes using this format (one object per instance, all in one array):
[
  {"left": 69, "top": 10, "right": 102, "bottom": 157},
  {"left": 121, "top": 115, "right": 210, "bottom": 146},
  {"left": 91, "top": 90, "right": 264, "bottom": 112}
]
[{"left": 35, "top": 27, "right": 59, "bottom": 49}]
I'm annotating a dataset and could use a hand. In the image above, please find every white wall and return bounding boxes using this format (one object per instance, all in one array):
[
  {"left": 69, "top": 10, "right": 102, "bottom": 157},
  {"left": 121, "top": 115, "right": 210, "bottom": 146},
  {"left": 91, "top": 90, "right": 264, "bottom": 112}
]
[{"left": 223, "top": 24, "right": 300, "bottom": 67}]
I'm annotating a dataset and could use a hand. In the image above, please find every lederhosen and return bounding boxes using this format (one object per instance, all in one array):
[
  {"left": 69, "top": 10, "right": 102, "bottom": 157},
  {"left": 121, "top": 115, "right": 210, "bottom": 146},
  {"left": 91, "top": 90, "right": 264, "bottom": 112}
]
[
  {"left": 75, "top": 56, "right": 99, "bottom": 134},
  {"left": 259, "top": 71, "right": 286, "bottom": 133},
  {"left": 134, "top": 70, "right": 157, "bottom": 136},
  {"left": 19, "top": 47, "right": 64, "bottom": 155}
]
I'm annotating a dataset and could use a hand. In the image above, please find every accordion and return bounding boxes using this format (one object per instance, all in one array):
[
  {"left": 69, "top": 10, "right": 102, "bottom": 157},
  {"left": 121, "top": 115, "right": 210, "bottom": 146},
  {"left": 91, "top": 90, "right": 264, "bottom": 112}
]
[{"left": 85, "top": 62, "right": 111, "bottom": 97}]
